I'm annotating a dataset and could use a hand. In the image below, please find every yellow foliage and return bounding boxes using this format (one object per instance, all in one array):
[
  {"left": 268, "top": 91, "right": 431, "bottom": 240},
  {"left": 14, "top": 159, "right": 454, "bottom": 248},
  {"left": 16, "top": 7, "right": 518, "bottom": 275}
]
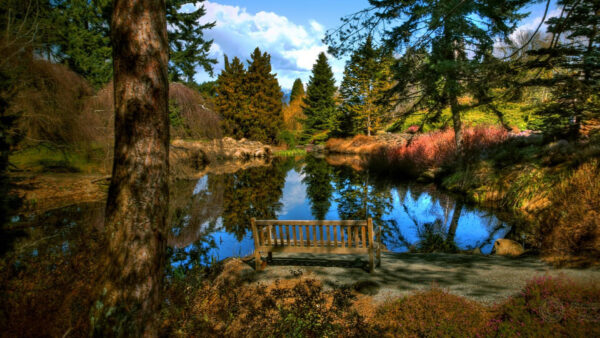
[{"left": 283, "top": 96, "right": 306, "bottom": 131}]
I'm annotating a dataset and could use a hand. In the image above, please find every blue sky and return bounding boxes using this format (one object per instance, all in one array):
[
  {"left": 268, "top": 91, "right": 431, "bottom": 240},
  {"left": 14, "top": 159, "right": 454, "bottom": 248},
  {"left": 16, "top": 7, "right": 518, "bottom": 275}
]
[{"left": 194, "top": 0, "right": 559, "bottom": 90}]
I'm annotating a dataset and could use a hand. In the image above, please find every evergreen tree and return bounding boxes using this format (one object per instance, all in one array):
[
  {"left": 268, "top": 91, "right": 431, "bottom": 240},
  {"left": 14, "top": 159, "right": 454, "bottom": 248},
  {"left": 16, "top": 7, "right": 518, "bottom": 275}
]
[
  {"left": 215, "top": 56, "right": 248, "bottom": 139},
  {"left": 245, "top": 47, "right": 284, "bottom": 144},
  {"left": 337, "top": 37, "right": 394, "bottom": 136},
  {"left": 13, "top": 0, "right": 215, "bottom": 87},
  {"left": 289, "top": 78, "right": 305, "bottom": 103},
  {"left": 526, "top": 0, "right": 600, "bottom": 138},
  {"left": 327, "top": 0, "right": 529, "bottom": 151},
  {"left": 51, "top": 0, "right": 113, "bottom": 87},
  {"left": 302, "top": 52, "right": 337, "bottom": 139},
  {"left": 167, "top": 0, "right": 216, "bottom": 84}
]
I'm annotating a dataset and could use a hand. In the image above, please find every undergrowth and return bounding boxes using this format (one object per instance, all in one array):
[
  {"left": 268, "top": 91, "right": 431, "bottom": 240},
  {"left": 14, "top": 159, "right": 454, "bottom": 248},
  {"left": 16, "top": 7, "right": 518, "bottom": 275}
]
[{"left": 158, "top": 263, "right": 600, "bottom": 337}]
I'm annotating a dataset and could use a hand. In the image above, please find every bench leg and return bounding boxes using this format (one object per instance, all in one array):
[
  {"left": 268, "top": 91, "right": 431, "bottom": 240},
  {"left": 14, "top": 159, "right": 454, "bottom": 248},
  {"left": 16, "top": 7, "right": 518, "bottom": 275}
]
[
  {"left": 254, "top": 250, "right": 262, "bottom": 271},
  {"left": 369, "top": 248, "right": 374, "bottom": 273}
]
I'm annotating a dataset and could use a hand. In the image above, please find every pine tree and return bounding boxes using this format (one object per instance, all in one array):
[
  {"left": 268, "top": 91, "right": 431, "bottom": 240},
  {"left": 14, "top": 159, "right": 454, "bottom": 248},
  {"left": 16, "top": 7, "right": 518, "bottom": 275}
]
[
  {"left": 289, "top": 78, "right": 305, "bottom": 103},
  {"left": 215, "top": 56, "right": 248, "bottom": 139},
  {"left": 526, "top": 0, "right": 600, "bottom": 138},
  {"left": 327, "top": 0, "right": 529, "bottom": 151},
  {"left": 245, "top": 48, "right": 284, "bottom": 144},
  {"left": 18, "top": 0, "right": 214, "bottom": 87},
  {"left": 167, "top": 0, "right": 216, "bottom": 84},
  {"left": 302, "top": 52, "right": 337, "bottom": 139},
  {"left": 338, "top": 37, "right": 394, "bottom": 136},
  {"left": 51, "top": 0, "right": 113, "bottom": 87}
]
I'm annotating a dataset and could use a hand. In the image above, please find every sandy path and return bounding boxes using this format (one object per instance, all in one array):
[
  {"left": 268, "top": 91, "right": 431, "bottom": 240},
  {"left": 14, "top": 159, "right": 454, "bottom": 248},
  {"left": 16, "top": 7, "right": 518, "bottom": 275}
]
[{"left": 248, "top": 252, "right": 600, "bottom": 304}]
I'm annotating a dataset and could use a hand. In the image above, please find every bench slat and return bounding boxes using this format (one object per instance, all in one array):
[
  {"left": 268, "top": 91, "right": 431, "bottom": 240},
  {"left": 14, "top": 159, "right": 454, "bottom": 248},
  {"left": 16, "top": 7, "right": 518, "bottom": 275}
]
[
  {"left": 334, "top": 226, "right": 338, "bottom": 247},
  {"left": 257, "top": 245, "right": 369, "bottom": 255},
  {"left": 305, "top": 225, "right": 310, "bottom": 247},
  {"left": 255, "top": 220, "right": 367, "bottom": 226},
  {"left": 361, "top": 226, "right": 366, "bottom": 248},
  {"left": 347, "top": 226, "right": 352, "bottom": 247}
]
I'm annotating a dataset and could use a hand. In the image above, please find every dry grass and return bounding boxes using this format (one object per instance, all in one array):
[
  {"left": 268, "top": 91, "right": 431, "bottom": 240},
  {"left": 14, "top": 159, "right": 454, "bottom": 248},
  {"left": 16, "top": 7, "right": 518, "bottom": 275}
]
[
  {"left": 326, "top": 135, "right": 386, "bottom": 154},
  {"left": 538, "top": 160, "right": 600, "bottom": 261},
  {"left": 371, "top": 289, "right": 489, "bottom": 337}
]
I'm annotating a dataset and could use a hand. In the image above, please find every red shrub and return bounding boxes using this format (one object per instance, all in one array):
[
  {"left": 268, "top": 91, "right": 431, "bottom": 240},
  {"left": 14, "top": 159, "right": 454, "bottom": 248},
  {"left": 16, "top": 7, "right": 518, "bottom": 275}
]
[
  {"left": 405, "top": 125, "right": 420, "bottom": 134},
  {"left": 380, "top": 125, "right": 508, "bottom": 175}
]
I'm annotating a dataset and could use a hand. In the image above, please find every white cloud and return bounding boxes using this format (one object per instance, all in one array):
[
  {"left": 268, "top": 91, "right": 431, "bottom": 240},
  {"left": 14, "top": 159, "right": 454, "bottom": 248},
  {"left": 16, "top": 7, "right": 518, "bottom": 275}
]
[
  {"left": 194, "top": 1, "right": 345, "bottom": 89},
  {"left": 511, "top": 8, "right": 562, "bottom": 40}
]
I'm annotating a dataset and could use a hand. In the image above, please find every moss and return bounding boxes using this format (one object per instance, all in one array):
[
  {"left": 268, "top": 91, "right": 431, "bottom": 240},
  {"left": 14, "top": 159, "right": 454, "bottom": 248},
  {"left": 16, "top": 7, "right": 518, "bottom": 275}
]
[{"left": 9, "top": 145, "right": 104, "bottom": 173}]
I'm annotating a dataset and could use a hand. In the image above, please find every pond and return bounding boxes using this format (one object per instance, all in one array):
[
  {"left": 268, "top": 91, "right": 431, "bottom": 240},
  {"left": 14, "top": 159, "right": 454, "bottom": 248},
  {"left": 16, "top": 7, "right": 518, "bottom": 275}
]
[{"left": 5, "top": 155, "right": 511, "bottom": 271}]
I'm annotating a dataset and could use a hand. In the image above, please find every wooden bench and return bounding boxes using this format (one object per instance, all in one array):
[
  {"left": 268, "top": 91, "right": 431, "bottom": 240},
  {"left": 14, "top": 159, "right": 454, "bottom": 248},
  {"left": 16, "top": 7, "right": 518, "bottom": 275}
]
[{"left": 251, "top": 218, "right": 381, "bottom": 273}]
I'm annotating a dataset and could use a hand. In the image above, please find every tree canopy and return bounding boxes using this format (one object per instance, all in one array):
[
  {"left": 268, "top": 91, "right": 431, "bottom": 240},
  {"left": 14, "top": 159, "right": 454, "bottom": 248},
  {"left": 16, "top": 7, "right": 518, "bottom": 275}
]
[
  {"left": 167, "top": 0, "right": 216, "bottom": 84},
  {"left": 326, "top": 0, "right": 529, "bottom": 149},
  {"left": 525, "top": 0, "right": 600, "bottom": 138}
]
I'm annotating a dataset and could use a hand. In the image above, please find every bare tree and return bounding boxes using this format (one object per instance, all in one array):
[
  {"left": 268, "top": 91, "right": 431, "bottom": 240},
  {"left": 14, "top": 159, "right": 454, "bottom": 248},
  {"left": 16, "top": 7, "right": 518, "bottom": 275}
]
[{"left": 92, "top": 0, "right": 169, "bottom": 335}]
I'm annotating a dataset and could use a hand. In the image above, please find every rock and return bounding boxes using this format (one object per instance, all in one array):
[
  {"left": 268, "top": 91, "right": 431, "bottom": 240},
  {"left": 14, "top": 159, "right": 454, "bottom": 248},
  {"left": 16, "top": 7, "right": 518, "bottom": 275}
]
[
  {"left": 546, "top": 139, "right": 569, "bottom": 153},
  {"left": 472, "top": 247, "right": 482, "bottom": 255},
  {"left": 417, "top": 167, "right": 442, "bottom": 183},
  {"left": 492, "top": 239, "right": 525, "bottom": 257}
]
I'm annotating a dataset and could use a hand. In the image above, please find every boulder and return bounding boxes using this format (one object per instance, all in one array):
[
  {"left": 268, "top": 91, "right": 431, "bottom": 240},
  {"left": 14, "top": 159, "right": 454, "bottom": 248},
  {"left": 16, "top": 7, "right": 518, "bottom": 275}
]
[{"left": 492, "top": 239, "right": 525, "bottom": 257}]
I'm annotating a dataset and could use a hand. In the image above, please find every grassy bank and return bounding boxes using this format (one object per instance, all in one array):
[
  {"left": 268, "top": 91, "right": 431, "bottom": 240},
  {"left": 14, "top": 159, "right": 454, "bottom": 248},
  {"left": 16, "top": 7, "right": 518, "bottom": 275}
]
[{"left": 327, "top": 128, "right": 600, "bottom": 264}]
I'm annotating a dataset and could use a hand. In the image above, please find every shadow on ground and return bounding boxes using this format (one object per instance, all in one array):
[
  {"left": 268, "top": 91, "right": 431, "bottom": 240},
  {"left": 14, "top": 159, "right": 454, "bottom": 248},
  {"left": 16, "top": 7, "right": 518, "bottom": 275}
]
[{"left": 246, "top": 252, "right": 600, "bottom": 303}]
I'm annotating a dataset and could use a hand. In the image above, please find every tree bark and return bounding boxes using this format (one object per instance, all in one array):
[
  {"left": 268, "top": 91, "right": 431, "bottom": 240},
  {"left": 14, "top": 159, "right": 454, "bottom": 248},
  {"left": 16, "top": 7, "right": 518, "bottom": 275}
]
[
  {"left": 93, "top": 0, "right": 169, "bottom": 336},
  {"left": 451, "top": 95, "right": 463, "bottom": 154}
]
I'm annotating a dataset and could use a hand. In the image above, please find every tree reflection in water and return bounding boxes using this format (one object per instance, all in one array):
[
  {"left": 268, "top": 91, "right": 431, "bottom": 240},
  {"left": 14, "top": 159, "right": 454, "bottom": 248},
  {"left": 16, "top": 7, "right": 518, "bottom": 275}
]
[{"left": 302, "top": 156, "right": 334, "bottom": 219}]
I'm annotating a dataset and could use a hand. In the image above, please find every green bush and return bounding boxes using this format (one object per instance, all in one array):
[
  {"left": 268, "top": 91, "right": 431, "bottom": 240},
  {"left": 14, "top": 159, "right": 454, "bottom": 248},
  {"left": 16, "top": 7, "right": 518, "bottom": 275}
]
[{"left": 277, "top": 130, "right": 297, "bottom": 148}]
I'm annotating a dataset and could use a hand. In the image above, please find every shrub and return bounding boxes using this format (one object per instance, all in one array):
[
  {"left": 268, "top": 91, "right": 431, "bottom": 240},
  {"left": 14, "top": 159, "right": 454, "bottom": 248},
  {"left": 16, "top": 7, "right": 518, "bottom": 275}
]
[
  {"left": 169, "top": 82, "right": 222, "bottom": 140},
  {"left": 160, "top": 259, "right": 366, "bottom": 337},
  {"left": 375, "top": 125, "right": 508, "bottom": 176},
  {"left": 277, "top": 129, "right": 297, "bottom": 148},
  {"left": 371, "top": 288, "right": 489, "bottom": 337},
  {"left": 483, "top": 276, "right": 600, "bottom": 337}
]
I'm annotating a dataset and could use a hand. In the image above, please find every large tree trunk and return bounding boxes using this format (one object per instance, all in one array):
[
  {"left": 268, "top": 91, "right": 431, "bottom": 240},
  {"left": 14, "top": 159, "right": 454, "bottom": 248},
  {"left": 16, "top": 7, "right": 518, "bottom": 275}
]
[{"left": 93, "top": 0, "right": 169, "bottom": 336}]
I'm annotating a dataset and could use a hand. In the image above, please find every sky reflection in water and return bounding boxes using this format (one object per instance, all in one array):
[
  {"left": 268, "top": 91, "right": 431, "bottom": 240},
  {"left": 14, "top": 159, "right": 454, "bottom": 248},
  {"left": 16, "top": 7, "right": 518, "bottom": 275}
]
[{"left": 180, "top": 156, "right": 510, "bottom": 264}]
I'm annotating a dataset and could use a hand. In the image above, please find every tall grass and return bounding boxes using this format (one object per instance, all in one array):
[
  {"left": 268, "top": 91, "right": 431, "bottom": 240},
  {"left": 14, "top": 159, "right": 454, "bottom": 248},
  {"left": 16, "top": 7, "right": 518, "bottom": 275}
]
[{"left": 538, "top": 160, "right": 600, "bottom": 260}]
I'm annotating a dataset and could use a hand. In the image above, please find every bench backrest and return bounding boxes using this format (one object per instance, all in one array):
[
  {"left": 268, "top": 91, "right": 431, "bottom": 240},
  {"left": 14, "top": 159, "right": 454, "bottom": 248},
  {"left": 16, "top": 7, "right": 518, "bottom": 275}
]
[{"left": 251, "top": 218, "right": 374, "bottom": 254}]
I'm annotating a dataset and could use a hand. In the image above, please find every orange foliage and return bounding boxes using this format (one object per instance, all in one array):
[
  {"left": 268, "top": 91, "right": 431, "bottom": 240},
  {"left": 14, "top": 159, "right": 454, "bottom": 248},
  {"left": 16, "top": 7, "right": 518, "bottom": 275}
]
[{"left": 282, "top": 96, "right": 305, "bottom": 131}]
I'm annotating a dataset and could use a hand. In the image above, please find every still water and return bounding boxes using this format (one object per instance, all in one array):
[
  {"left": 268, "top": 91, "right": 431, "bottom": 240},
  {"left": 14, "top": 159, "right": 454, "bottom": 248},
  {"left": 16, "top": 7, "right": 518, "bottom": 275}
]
[{"left": 6, "top": 156, "right": 511, "bottom": 270}]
